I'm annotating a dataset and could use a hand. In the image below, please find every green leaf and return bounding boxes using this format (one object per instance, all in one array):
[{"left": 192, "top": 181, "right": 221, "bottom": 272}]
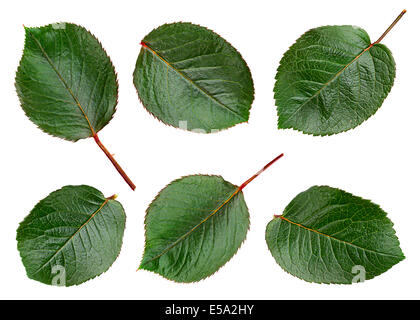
[
  {"left": 17, "top": 185, "right": 126, "bottom": 287},
  {"left": 15, "top": 23, "right": 117, "bottom": 141},
  {"left": 139, "top": 154, "right": 283, "bottom": 283},
  {"left": 274, "top": 12, "right": 405, "bottom": 135},
  {"left": 15, "top": 23, "right": 136, "bottom": 190},
  {"left": 133, "top": 22, "right": 254, "bottom": 133},
  {"left": 140, "top": 175, "right": 250, "bottom": 282},
  {"left": 266, "top": 186, "right": 404, "bottom": 284}
]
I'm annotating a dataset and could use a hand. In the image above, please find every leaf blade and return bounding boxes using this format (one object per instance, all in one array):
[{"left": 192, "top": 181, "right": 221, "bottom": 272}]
[
  {"left": 140, "top": 175, "right": 250, "bottom": 282},
  {"left": 265, "top": 186, "right": 404, "bottom": 284},
  {"left": 133, "top": 22, "right": 254, "bottom": 133},
  {"left": 274, "top": 25, "right": 396, "bottom": 136},
  {"left": 15, "top": 23, "right": 118, "bottom": 141}
]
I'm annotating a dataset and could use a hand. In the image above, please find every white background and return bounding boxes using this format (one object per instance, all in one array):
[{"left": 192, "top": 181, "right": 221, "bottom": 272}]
[{"left": 0, "top": 0, "right": 418, "bottom": 300}]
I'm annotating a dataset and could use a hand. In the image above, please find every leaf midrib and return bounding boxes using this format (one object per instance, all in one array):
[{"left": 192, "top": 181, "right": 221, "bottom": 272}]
[
  {"left": 278, "top": 215, "right": 401, "bottom": 259},
  {"left": 26, "top": 28, "right": 96, "bottom": 136},
  {"left": 281, "top": 43, "right": 374, "bottom": 124},
  {"left": 141, "top": 41, "right": 247, "bottom": 121},
  {"left": 141, "top": 187, "right": 241, "bottom": 267},
  {"left": 31, "top": 197, "right": 111, "bottom": 276}
]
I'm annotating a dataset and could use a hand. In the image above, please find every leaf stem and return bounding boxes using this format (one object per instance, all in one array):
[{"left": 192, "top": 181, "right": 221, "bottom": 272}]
[
  {"left": 93, "top": 134, "right": 136, "bottom": 191},
  {"left": 373, "top": 9, "right": 406, "bottom": 45},
  {"left": 239, "top": 153, "right": 284, "bottom": 190}
]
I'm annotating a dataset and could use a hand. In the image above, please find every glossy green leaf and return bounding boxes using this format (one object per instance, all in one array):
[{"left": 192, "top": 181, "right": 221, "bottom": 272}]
[
  {"left": 266, "top": 186, "right": 404, "bottom": 284},
  {"left": 15, "top": 23, "right": 136, "bottom": 190},
  {"left": 140, "top": 175, "right": 250, "bottom": 282},
  {"left": 133, "top": 22, "right": 254, "bottom": 133},
  {"left": 274, "top": 24, "right": 397, "bottom": 136},
  {"left": 15, "top": 22, "right": 117, "bottom": 141},
  {"left": 17, "top": 185, "right": 126, "bottom": 286}
]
